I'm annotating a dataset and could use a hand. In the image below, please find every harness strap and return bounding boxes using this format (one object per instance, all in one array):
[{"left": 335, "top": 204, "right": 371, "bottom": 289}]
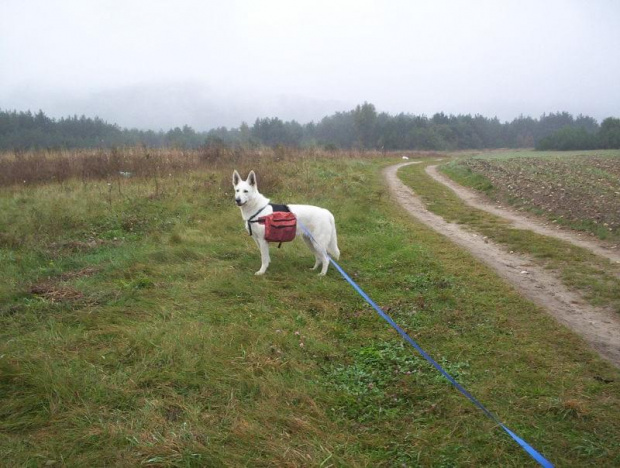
[{"left": 246, "top": 204, "right": 269, "bottom": 236}]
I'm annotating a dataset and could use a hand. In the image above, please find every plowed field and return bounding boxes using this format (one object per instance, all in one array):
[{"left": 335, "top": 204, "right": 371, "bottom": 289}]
[{"left": 455, "top": 154, "right": 620, "bottom": 240}]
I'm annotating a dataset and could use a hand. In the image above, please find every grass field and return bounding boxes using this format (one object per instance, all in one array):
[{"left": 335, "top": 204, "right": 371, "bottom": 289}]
[{"left": 1, "top": 149, "right": 620, "bottom": 466}]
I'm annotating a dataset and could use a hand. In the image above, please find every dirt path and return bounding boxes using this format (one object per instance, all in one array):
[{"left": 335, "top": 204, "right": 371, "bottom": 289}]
[
  {"left": 426, "top": 164, "right": 620, "bottom": 264},
  {"left": 384, "top": 162, "right": 620, "bottom": 368}
]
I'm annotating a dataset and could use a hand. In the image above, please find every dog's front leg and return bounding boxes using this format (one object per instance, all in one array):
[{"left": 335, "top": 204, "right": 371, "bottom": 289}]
[{"left": 255, "top": 238, "right": 271, "bottom": 275}]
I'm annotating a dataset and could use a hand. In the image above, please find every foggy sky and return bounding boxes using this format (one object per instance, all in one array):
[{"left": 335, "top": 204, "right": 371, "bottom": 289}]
[{"left": 1, "top": 0, "right": 619, "bottom": 130}]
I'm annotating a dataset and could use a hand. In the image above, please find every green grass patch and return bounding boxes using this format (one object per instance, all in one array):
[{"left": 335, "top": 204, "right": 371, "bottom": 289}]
[
  {"left": 1, "top": 153, "right": 619, "bottom": 466},
  {"left": 439, "top": 161, "right": 495, "bottom": 194}
]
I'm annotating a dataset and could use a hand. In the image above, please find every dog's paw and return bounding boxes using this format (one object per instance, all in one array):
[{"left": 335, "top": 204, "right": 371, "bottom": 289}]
[{"left": 255, "top": 270, "right": 266, "bottom": 276}]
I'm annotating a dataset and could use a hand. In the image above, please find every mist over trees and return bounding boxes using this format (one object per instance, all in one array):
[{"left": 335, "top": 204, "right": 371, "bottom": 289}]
[{"left": 1, "top": 105, "right": 619, "bottom": 152}]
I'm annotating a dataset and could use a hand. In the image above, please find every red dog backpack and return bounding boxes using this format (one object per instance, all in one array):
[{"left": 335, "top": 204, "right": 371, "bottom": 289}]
[{"left": 259, "top": 211, "right": 297, "bottom": 245}]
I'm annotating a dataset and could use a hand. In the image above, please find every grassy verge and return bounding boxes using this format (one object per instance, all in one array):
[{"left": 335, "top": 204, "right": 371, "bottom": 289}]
[
  {"left": 1, "top": 152, "right": 619, "bottom": 466},
  {"left": 399, "top": 160, "right": 620, "bottom": 314}
]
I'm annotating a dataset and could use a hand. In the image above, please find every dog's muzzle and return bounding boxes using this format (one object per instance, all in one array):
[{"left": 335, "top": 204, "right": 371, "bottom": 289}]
[{"left": 235, "top": 199, "right": 245, "bottom": 206}]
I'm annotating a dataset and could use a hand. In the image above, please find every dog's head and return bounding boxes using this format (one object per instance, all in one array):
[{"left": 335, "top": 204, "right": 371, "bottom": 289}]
[{"left": 232, "top": 170, "right": 258, "bottom": 206}]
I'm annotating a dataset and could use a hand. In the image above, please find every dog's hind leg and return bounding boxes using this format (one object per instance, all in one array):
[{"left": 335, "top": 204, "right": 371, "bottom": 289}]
[
  {"left": 313, "top": 230, "right": 332, "bottom": 276},
  {"left": 302, "top": 235, "right": 321, "bottom": 270},
  {"left": 318, "top": 252, "right": 330, "bottom": 276},
  {"left": 302, "top": 231, "right": 331, "bottom": 276}
]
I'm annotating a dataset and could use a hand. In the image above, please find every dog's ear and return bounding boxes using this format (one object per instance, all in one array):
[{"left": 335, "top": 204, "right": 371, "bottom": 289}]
[
  {"left": 232, "top": 170, "right": 241, "bottom": 186},
  {"left": 247, "top": 170, "right": 257, "bottom": 188}
]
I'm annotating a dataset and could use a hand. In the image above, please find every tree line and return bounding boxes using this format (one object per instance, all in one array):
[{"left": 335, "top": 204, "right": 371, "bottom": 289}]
[
  {"left": 536, "top": 116, "right": 620, "bottom": 150},
  {"left": 1, "top": 105, "right": 618, "bottom": 151}
]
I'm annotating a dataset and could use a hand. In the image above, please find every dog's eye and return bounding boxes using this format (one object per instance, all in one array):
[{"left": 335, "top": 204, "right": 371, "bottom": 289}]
[
  {"left": 236, "top": 189, "right": 239, "bottom": 192},
  {"left": 243, "top": 190, "right": 249, "bottom": 193}
]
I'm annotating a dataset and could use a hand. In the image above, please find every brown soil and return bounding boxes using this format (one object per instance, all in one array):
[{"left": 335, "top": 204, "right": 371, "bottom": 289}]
[
  {"left": 384, "top": 162, "right": 620, "bottom": 368},
  {"left": 455, "top": 156, "right": 620, "bottom": 239}
]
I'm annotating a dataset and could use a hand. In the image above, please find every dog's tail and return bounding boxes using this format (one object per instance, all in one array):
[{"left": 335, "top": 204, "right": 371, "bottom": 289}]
[{"left": 327, "top": 213, "right": 340, "bottom": 260}]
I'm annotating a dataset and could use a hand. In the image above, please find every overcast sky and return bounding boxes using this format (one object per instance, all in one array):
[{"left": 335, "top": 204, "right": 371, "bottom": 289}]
[{"left": 1, "top": 0, "right": 619, "bottom": 130}]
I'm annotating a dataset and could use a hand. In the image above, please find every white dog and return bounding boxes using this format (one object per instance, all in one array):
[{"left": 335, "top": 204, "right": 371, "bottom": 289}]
[{"left": 233, "top": 170, "right": 340, "bottom": 275}]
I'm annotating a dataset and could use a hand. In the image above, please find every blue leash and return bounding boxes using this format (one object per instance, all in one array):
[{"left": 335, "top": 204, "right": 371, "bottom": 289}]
[{"left": 298, "top": 221, "right": 553, "bottom": 467}]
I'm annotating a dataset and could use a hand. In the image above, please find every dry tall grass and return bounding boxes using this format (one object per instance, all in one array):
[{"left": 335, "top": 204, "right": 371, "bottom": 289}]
[{"left": 0, "top": 146, "right": 426, "bottom": 187}]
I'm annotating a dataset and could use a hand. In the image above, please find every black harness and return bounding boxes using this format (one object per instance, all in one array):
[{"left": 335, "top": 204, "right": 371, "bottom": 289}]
[{"left": 246, "top": 203, "right": 291, "bottom": 236}]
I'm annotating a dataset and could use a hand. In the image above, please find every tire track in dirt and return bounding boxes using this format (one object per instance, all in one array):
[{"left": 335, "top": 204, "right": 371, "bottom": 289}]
[
  {"left": 426, "top": 164, "right": 620, "bottom": 264},
  {"left": 384, "top": 162, "right": 620, "bottom": 368}
]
